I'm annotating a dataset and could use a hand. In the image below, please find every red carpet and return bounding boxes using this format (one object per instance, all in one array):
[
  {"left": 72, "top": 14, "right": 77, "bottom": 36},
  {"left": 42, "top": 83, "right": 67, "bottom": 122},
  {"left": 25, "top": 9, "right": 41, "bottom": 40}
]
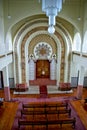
[{"left": 39, "top": 85, "right": 47, "bottom": 98}]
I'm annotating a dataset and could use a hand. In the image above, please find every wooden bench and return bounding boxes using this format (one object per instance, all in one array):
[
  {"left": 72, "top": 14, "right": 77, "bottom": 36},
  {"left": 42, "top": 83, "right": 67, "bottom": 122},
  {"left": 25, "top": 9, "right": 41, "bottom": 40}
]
[
  {"left": 18, "top": 117, "right": 76, "bottom": 129},
  {"left": 46, "top": 102, "right": 68, "bottom": 110},
  {"left": 21, "top": 108, "right": 71, "bottom": 118},
  {"left": 47, "top": 117, "right": 76, "bottom": 128},
  {"left": 21, "top": 109, "right": 46, "bottom": 118},
  {"left": 18, "top": 119, "right": 47, "bottom": 129},
  {"left": 46, "top": 108, "right": 71, "bottom": 118},
  {"left": 22, "top": 102, "right": 68, "bottom": 110},
  {"left": 22, "top": 103, "right": 46, "bottom": 109}
]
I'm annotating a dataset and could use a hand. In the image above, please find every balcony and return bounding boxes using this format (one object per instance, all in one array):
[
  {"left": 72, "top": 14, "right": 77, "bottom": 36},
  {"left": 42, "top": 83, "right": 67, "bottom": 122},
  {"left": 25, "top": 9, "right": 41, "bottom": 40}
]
[{"left": 0, "top": 52, "right": 13, "bottom": 70}]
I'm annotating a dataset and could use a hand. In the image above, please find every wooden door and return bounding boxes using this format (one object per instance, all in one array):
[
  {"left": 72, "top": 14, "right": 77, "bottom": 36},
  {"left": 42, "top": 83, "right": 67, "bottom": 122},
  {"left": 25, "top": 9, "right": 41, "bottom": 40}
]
[{"left": 36, "top": 60, "right": 50, "bottom": 78}]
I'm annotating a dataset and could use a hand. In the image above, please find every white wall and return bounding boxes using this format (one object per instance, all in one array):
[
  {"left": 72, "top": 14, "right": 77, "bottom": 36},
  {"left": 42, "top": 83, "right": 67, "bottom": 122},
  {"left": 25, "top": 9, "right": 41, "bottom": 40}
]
[
  {"left": 8, "top": 63, "right": 14, "bottom": 78},
  {"left": 83, "top": 1, "right": 87, "bottom": 34},
  {"left": 0, "top": 0, "right": 5, "bottom": 55},
  {"left": 0, "top": 54, "right": 12, "bottom": 70},
  {"left": 71, "top": 54, "right": 87, "bottom": 85}
]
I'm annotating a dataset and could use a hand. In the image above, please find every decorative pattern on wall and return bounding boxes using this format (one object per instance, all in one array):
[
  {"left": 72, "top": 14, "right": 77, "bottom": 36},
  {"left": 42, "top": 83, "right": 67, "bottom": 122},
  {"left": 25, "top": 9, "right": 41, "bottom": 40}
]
[{"left": 34, "top": 42, "right": 52, "bottom": 59}]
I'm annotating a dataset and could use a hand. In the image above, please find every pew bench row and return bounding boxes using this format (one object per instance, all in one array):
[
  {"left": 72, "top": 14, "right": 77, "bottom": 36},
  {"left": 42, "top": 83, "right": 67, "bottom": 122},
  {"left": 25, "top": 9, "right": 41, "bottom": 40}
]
[
  {"left": 22, "top": 102, "right": 68, "bottom": 110},
  {"left": 18, "top": 117, "right": 76, "bottom": 129},
  {"left": 18, "top": 102, "right": 76, "bottom": 129},
  {"left": 21, "top": 108, "right": 71, "bottom": 118}
]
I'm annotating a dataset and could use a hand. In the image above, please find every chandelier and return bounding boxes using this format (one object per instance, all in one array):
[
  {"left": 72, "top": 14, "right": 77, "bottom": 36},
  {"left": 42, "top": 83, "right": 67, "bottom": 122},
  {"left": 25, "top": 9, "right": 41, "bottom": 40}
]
[{"left": 42, "top": 0, "right": 63, "bottom": 34}]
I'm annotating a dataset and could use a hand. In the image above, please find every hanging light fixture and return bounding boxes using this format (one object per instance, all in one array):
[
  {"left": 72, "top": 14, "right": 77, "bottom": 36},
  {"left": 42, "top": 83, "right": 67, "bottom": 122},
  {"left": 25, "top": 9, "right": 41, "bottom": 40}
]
[
  {"left": 7, "top": 0, "right": 11, "bottom": 19},
  {"left": 48, "top": 25, "right": 55, "bottom": 34},
  {"left": 42, "top": 0, "right": 63, "bottom": 34}
]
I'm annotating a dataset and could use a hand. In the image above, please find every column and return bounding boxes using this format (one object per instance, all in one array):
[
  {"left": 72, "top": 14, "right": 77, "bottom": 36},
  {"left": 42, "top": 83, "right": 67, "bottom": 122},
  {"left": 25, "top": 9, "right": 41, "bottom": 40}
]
[
  {"left": 29, "top": 59, "right": 35, "bottom": 80},
  {"left": 76, "top": 66, "right": 84, "bottom": 99},
  {"left": 3, "top": 66, "right": 11, "bottom": 101},
  {"left": 50, "top": 59, "right": 56, "bottom": 80}
]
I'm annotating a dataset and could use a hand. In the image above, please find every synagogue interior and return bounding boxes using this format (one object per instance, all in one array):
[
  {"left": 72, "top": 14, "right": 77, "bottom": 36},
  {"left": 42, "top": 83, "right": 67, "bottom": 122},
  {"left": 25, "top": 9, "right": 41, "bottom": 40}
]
[{"left": 0, "top": 0, "right": 87, "bottom": 130}]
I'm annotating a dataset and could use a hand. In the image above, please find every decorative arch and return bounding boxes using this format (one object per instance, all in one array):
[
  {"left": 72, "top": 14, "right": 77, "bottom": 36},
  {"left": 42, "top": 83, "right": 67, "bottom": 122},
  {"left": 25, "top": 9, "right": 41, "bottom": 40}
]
[
  {"left": 25, "top": 31, "right": 62, "bottom": 84},
  {"left": 21, "top": 27, "right": 64, "bottom": 83},
  {"left": 13, "top": 16, "right": 72, "bottom": 84}
]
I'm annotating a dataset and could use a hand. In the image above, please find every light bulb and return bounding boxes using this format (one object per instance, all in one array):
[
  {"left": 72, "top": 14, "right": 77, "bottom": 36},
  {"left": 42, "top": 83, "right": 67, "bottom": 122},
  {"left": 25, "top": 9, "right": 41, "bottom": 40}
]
[
  {"left": 8, "top": 15, "right": 11, "bottom": 19},
  {"left": 48, "top": 25, "right": 55, "bottom": 34}
]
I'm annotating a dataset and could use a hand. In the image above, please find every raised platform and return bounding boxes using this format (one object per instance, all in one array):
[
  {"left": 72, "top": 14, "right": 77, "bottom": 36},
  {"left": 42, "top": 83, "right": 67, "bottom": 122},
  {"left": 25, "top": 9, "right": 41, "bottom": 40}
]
[
  {"left": 13, "top": 85, "right": 73, "bottom": 95},
  {"left": 29, "top": 78, "right": 56, "bottom": 85}
]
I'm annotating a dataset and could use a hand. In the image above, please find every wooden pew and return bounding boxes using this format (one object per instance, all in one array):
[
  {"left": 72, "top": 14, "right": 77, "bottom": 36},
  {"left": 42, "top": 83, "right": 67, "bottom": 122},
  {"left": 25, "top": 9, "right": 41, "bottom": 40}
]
[
  {"left": 46, "top": 102, "right": 68, "bottom": 110},
  {"left": 21, "top": 109, "right": 47, "bottom": 118},
  {"left": 21, "top": 108, "right": 71, "bottom": 118},
  {"left": 18, "top": 117, "right": 76, "bottom": 129},
  {"left": 22, "top": 102, "right": 68, "bottom": 110},
  {"left": 22, "top": 103, "right": 46, "bottom": 109},
  {"left": 18, "top": 119, "right": 47, "bottom": 129},
  {"left": 46, "top": 108, "right": 71, "bottom": 118},
  {"left": 47, "top": 117, "right": 76, "bottom": 128}
]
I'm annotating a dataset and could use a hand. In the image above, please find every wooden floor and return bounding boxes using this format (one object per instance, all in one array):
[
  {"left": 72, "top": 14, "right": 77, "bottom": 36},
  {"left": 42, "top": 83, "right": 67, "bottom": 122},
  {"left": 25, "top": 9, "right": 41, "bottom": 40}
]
[{"left": 0, "top": 88, "right": 87, "bottom": 130}]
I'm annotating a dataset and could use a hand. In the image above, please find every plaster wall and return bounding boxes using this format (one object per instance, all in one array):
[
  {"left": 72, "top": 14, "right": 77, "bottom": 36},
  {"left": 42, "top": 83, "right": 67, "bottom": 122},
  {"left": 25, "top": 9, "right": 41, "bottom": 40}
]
[
  {"left": 3, "top": 0, "right": 85, "bottom": 36},
  {"left": 0, "top": 0, "right": 5, "bottom": 55},
  {"left": 83, "top": 1, "right": 87, "bottom": 34}
]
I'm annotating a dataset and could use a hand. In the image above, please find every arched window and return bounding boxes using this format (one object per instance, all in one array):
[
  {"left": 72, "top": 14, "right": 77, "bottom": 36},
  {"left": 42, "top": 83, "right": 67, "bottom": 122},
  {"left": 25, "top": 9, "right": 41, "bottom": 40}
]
[
  {"left": 72, "top": 33, "right": 81, "bottom": 52},
  {"left": 82, "top": 31, "right": 87, "bottom": 53}
]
